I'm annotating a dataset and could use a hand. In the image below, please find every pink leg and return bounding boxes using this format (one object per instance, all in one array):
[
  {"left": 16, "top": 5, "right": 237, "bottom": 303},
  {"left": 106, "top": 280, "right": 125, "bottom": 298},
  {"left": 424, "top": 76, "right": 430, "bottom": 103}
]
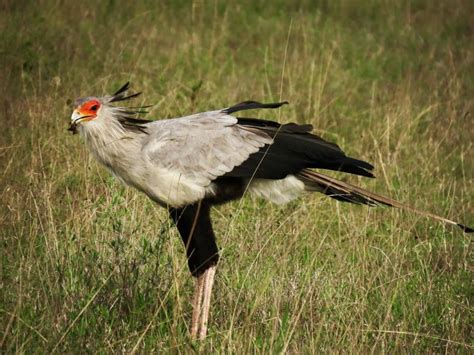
[
  {"left": 198, "top": 265, "right": 217, "bottom": 340},
  {"left": 190, "top": 265, "right": 217, "bottom": 340},
  {"left": 190, "top": 274, "right": 205, "bottom": 339}
]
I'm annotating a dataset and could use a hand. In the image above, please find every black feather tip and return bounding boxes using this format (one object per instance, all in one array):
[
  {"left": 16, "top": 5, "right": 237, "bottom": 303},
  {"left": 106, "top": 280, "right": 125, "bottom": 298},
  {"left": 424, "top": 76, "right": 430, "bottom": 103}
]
[{"left": 457, "top": 223, "right": 474, "bottom": 233}]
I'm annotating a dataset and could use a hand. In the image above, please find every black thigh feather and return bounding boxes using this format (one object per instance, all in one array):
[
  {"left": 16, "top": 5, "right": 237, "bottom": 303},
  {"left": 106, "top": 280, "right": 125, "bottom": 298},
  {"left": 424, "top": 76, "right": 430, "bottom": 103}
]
[{"left": 169, "top": 202, "right": 219, "bottom": 277}]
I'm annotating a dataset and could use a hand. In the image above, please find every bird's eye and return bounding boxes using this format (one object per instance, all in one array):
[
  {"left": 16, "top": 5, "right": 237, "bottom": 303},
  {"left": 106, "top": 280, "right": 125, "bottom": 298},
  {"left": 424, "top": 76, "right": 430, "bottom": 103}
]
[{"left": 90, "top": 105, "right": 99, "bottom": 111}]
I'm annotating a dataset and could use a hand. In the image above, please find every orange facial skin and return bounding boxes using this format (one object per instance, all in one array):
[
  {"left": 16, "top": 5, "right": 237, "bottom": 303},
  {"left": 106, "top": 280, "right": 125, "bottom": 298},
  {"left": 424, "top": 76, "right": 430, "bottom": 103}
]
[{"left": 78, "top": 99, "right": 101, "bottom": 121}]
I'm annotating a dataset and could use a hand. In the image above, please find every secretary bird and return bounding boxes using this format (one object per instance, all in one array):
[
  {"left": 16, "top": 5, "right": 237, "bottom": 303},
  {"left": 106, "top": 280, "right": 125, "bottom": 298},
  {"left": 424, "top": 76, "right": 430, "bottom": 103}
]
[{"left": 69, "top": 82, "right": 472, "bottom": 340}]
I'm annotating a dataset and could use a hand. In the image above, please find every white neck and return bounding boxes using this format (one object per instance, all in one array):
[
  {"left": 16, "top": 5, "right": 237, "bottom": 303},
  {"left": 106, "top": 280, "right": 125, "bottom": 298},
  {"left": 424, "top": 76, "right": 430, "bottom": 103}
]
[{"left": 78, "top": 107, "right": 143, "bottom": 182}]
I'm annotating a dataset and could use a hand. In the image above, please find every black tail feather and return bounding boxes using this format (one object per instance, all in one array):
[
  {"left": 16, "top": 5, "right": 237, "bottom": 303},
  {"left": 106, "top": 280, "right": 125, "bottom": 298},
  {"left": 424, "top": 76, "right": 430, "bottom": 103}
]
[
  {"left": 299, "top": 170, "right": 473, "bottom": 234},
  {"left": 457, "top": 223, "right": 474, "bottom": 233}
]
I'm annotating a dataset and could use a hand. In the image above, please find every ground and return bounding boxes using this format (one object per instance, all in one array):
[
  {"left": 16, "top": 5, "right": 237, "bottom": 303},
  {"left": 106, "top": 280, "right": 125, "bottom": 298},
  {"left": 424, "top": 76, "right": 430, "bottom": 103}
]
[{"left": 1, "top": 0, "right": 473, "bottom": 352}]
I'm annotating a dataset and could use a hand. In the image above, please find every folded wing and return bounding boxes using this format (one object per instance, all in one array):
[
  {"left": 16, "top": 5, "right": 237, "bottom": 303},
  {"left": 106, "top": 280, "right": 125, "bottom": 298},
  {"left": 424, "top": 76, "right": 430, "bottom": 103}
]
[
  {"left": 143, "top": 101, "right": 375, "bottom": 188},
  {"left": 142, "top": 111, "right": 273, "bottom": 186}
]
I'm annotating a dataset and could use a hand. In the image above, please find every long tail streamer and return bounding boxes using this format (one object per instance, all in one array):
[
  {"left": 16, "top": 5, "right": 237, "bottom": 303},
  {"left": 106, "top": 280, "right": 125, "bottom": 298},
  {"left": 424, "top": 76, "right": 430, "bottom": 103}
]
[{"left": 298, "top": 170, "right": 473, "bottom": 233}]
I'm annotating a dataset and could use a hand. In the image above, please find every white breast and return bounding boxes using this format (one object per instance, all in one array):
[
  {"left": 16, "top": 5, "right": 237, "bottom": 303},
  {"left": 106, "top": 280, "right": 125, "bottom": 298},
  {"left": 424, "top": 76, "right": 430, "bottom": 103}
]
[{"left": 142, "top": 166, "right": 208, "bottom": 207}]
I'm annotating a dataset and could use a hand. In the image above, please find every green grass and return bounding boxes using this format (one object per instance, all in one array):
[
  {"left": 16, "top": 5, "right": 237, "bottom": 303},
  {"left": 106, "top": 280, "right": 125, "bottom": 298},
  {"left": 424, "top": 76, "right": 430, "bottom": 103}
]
[{"left": 1, "top": 0, "right": 473, "bottom": 352}]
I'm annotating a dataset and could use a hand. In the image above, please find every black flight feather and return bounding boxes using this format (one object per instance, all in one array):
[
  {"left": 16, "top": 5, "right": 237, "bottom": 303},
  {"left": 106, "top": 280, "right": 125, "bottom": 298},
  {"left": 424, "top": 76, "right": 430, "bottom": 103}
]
[
  {"left": 223, "top": 101, "right": 289, "bottom": 114},
  {"left": 225, "top": 116, "right": 375, "bottom": 179}
]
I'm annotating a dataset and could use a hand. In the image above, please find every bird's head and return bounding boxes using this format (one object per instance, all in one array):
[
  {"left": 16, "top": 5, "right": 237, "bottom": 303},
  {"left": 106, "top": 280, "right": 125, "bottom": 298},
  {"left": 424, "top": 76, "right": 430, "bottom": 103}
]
[
  {"left": 69, "top": 82, "right": 150, "bottom": 134},
  {"left": 69, "top": 97, "right": 103, "bottom": 133}
]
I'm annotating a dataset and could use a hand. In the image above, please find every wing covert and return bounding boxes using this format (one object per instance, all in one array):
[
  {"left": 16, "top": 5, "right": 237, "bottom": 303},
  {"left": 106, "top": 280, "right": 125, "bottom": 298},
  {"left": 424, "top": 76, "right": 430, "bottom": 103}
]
[{"left": 142, "top": 111, "right": 273, "bottom": 186}]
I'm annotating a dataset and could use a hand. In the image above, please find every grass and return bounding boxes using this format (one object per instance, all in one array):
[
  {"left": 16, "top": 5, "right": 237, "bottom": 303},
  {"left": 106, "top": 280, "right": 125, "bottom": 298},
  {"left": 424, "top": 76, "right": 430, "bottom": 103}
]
[{"left": 1, "top": 0, "right": 473, "bottom": 352}]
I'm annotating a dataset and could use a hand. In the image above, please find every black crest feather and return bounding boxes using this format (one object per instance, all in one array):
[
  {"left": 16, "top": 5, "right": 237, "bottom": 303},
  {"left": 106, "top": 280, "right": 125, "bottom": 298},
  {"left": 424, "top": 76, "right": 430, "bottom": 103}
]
[
  {"left": 110, "top": 82, "right": 152, "bottom": 134},
  {"left": 113, "top": 82, "right": 130, "bottom": 96},
  {"left": 110, "top": 82, "right": 142, "bottom": 103}
]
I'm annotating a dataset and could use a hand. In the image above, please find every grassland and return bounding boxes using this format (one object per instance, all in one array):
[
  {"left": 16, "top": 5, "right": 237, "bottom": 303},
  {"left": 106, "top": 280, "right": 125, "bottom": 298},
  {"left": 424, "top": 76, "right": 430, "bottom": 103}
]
[{"left": 1, "top": 0, "right": 473, "bottom": 353}]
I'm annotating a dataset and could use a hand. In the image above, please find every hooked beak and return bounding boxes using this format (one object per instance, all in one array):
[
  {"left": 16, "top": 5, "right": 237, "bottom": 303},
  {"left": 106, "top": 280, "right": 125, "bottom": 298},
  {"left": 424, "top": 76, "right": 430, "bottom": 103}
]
[{"left": 68, "top": 110, "right": 95, "bottom": 134}]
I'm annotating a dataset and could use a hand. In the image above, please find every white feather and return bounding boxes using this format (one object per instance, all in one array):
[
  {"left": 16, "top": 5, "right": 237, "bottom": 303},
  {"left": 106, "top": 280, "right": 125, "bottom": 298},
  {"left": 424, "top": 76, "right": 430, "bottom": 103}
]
[{"left": 248, "top": 175, "right": 306, "bottom": 204}]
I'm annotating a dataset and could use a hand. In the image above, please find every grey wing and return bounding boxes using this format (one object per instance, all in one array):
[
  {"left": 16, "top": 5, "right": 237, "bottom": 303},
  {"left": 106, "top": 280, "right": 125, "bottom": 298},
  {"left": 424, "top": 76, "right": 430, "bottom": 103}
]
[{"left": 142, "top": 111, "right": 273, "bottom": 186}]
